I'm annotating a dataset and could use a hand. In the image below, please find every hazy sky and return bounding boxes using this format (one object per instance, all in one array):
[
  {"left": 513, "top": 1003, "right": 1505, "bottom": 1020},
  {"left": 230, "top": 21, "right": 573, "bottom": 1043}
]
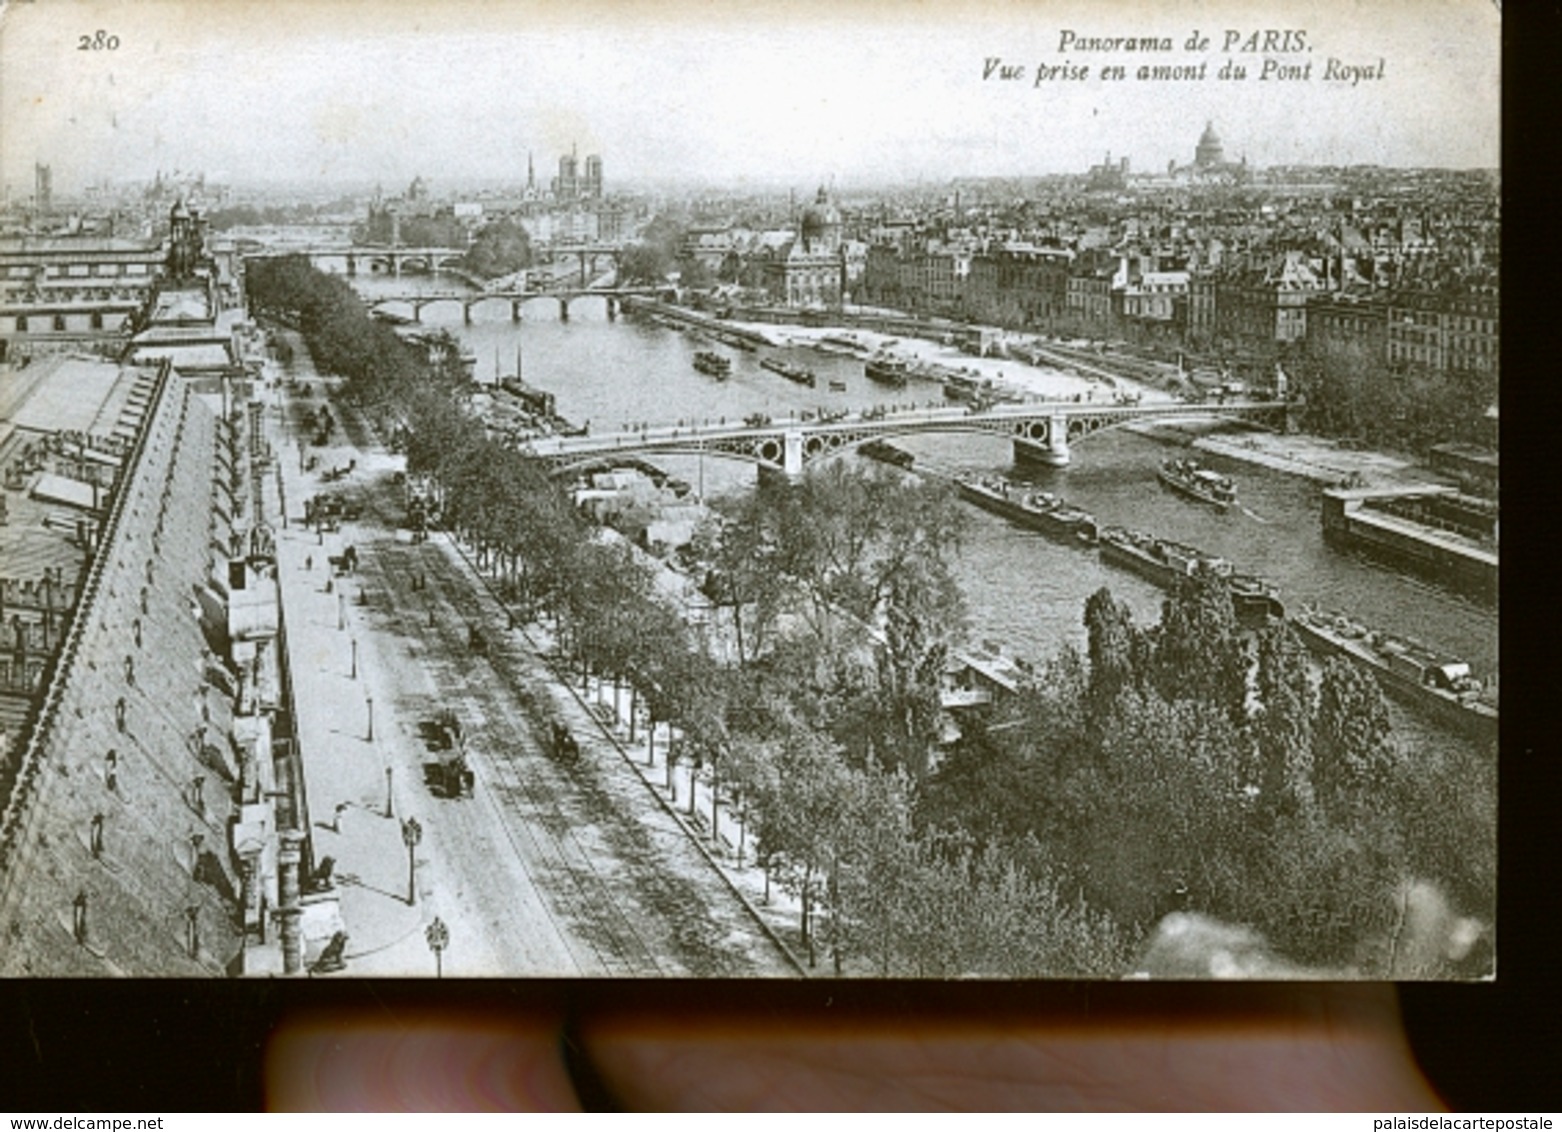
[{"left": 1, "top": 0, "right": 1500, "bottom": 194}]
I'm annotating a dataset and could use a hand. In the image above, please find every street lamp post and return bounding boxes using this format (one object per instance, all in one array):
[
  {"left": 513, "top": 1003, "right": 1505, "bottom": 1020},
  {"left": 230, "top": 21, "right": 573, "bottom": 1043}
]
[
  {"left": 425, "top": 916, "right": 449, "bottom": 979},
  {"left": 366, "top": 692, "right": 374, "bottom": 741},
  {"left": 401, "top": 817, "right": 422, "bottom": 906}
]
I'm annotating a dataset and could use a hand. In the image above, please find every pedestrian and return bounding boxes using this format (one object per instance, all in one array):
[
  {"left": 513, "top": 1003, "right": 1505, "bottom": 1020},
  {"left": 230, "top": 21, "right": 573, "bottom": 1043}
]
[
  {"left": 305, "top": 555, "right": 313, "bottom": 572},
  {"left": 332, "top": 802, "right": 349, "bottom": 833}
]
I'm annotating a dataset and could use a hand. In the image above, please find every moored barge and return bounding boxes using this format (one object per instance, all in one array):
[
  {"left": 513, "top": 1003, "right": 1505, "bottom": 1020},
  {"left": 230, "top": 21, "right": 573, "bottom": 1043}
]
[
  {"left": 1289, "top": 605, "right": 1498, "bottom": 742},
  {"left": 955, "top": 473, "right": 1098, "bottom": 543}
]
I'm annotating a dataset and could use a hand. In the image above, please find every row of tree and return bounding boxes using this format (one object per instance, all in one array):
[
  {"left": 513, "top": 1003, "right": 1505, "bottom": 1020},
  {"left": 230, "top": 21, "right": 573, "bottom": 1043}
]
[
  {"left": 246, "top": 256, "right": 468, "bottom": 408},
  {"left": 1286, "top": 337, "right": 1497, "bottom": 457},
  {"left": 403, "top": 400, "right": 1129, "bottom": 973}
]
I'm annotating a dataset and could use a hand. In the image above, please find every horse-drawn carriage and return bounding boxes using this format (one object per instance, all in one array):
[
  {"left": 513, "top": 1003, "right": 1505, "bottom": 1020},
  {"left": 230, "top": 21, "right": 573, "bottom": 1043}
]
[
  {"left": 550, "top": 721, "right": 579, "bottom": 762},
  {"left": 425, "top": 708, "right": 474, "bottom": 798},
  {"left": 326, "top": 545, "right": 358, "bottom": 575},
  {"left": 433, "top": 747, "right": 475, "bottom": 798}
]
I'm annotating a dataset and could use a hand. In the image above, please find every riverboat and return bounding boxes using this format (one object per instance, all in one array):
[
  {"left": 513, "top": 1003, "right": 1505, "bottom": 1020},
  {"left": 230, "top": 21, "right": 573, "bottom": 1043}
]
[
  {"left": 943, "top": 373, "right": 987, "bottom": 403},
  {"left": 1289, "top": 606, "right": 1498, "bottom": 743},
  {"left": 955, "top": 474, "right": 1098, "bottom": 544},
  {"left": 1097, "top": 526, "right": 1231, "bottom": 589},
  {"left": 828, "top": 379, "right": 848, "bottom": 392},
  {"left": 1158, "top": 458, "right": 1237, "bottom": 510},
  {"left": 693, "top": 350, "right": 732, "bottom": 379},
  {"left": 865, "top": 354, "right": 910, "bottom": 388},
  {"left": 760, "top": 357, "right": 817, "bottom": 387}
]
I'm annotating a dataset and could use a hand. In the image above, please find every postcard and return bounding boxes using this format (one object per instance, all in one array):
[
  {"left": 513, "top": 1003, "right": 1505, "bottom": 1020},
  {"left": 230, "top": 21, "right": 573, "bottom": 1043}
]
[{"left": 0, "top": 0, "right": 1499, "bottom": 979}]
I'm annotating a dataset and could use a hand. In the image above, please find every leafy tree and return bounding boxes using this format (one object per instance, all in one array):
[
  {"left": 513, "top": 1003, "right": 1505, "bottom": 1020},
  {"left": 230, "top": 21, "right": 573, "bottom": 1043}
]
[
  {"left": 1151, "top": 564, "right": 1250, "bottom": 726},
  {"left": 1252, "top": 619, "right": 1316, "bottom": 817},
  {"left": 867, "top": 559, "right": 954, "bottom": 777},
  {"left": 752, "top": 726, "right": 851, "bottom": 966},
  {"left": 825, "top": 767, "right": 917, "bottom": 975},
  {"left": 1083, "top": 586, "right": 1146, "bottom": 705},
  {"left": 462, "top": 218, "right": 533, "bottom": 280},
  {"left": 677, "top": 254, "right": 719, "bottom": 290},
  {"left": 690, "top": 502, "right": 787, "bottom": 668},
  {"left": 1311, "top": 657, "right": 1397, "bottom": 815},
  {"left": 618, "top": 242, "right": 674, "bottom": 285}
]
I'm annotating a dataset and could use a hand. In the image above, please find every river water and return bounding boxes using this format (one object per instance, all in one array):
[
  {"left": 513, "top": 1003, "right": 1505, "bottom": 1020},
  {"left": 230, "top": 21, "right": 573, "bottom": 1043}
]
[{"left": 352, "top": 276, "right": 1497, "bottom": 756}]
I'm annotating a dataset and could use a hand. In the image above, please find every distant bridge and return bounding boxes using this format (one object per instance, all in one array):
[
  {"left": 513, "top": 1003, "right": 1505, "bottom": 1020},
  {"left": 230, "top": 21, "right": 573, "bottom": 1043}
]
[
  {"left": 240, "top": 240, "right": 626, "bottom": 284},
  {"left": 524, "top": 398, "right": 1292, "bottom": 477},
  {"left": 363, "top": 285, "right": 675, "bottom": 324},
  {"left": 239, "top": 244, "right": 467, "bottom": 278}
]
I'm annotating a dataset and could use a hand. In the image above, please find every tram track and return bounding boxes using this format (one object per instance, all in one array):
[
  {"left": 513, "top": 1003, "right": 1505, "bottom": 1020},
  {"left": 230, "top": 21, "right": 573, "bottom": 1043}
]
[
  {"left": 334, "top": 448, "right": 789, "bottom": 975},
  {"left": 356, "top": 491, "right": 665, "bottom": 975}
]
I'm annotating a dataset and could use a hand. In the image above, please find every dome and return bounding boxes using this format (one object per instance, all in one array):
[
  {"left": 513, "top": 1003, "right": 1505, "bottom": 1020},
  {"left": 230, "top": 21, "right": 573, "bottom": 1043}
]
[
  {"left": 798, "top": 185, "right": 840, "bottom": 250},
  {"left": 170, "top": 197, "right": 191, "bottom": 220},
  {"left": 1194, "top": 121, "right": 1226, "bottom": 168},
  {"left": 799, "top": 207, "right": 826, "bottom": 244}
]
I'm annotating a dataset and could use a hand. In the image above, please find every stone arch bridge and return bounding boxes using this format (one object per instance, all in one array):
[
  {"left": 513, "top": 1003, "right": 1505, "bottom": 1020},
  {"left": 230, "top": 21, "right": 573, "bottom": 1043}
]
[
  {"left": 363, "top": 285, "right": 675, "bottom": 324},
  {"left": 240, "top": 245, "right": 467, "bottom": 278}
]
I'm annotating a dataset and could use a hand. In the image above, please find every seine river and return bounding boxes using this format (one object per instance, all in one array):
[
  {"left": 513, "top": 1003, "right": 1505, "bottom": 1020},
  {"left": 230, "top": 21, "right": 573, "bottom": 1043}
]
[{"left": 353, "top": 277, "right": 1497, "bottom": 757}]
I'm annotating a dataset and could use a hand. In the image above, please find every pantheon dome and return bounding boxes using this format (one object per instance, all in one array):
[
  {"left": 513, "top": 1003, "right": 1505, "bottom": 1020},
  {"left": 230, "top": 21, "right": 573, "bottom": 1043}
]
[{"left": 1195, "top": 121, "right": 1225, "bottom": 168}]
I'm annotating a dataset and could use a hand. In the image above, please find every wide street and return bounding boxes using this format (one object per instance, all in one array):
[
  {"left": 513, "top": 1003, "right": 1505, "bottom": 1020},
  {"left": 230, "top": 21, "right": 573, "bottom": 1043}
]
[{"left": 269, "top": 338, "right": 798, "bottom": 977}]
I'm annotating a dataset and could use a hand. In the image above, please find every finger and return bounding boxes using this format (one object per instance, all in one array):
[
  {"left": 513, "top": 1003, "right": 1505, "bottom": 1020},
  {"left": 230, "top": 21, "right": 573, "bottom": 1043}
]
[
  {"left": 266, "top": 1010, "right": 580, "bottom": 1111},
  {"left": 575, "top": 984, "right": 1445, "bottom": 1111}
]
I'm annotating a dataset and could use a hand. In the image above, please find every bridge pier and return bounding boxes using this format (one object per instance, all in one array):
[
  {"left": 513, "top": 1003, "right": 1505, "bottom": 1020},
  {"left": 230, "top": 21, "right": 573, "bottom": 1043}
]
[
  {"left": 1013, "top": 412, "right": 1071, "bottom": 467},
  {"left": 782, "top": 430, "right": 805, "bottom": 479},
  {"left": 463, "top": 302, "right": 472, "bottom": 326}
]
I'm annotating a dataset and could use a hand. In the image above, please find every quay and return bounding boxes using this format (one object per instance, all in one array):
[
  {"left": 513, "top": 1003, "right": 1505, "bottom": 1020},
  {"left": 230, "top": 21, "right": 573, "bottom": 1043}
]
[{"left": 1321, "top": 485, "right": 1497, "bottom": 604}]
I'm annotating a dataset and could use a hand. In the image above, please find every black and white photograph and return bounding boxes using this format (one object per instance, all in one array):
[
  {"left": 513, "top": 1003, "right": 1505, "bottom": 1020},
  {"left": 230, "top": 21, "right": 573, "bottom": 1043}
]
[{"left": 0, "top": 0, "right": 1499, "bottom": 979}]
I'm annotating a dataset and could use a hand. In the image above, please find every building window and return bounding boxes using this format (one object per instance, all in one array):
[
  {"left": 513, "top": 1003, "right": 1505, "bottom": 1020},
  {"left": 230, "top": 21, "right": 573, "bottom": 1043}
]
[
  {"left": 90, "top": 312, "right": 104, "bottom": 330},
  {"left": 15, "top": 315, "right": 27, "bottom": 331}
]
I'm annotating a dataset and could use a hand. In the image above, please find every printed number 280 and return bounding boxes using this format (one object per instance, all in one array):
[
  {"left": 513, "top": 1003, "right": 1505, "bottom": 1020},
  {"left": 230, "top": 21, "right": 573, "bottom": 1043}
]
[{"left": 78, "top": 30, "right": 120, "bottom": 50}]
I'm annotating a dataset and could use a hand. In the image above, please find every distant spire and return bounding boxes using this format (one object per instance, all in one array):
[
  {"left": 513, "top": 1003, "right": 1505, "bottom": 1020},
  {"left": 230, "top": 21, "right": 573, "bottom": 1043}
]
[{"left": 527, "top": 151, "right": 535, "bottom": 189}]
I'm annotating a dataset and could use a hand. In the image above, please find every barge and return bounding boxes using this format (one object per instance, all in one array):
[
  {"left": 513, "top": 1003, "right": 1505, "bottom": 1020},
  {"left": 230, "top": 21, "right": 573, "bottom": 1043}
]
[
  {"left": 1290, "top": 605, "right": 1498, "bottom": 743},
  {"left": 956, "top": 473, "right": 1098, "bottom": 544},
  {"left": 1097, "top": 526, "right": 1230, "bottom": 588},
  {"left": 761, "top": 357, "right": 817, "bottom": 387},
  {"left": 859, "top": 439, "right": 915, "bottom": 469},
  {"left": 1097, "top": 527, "right": 1284, "bottom": 623}
]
